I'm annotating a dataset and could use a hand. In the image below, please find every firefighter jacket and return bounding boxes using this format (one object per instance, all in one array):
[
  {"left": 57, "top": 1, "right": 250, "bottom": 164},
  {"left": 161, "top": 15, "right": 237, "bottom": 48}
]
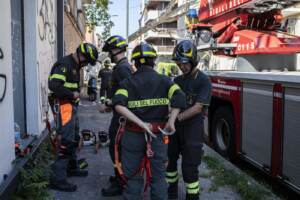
[
  {"left": 48, "top": 55, "right": 80, "bottom": 102},
  {"left": 108, "top": 57, "right": 131, "bottom": 99},
  {"left": 113, "top": 66, "right": 186, "bottom": 123},
  {"left": 98, "top": 68, "right": 112, "bottom": 88},
  {"left": 174, "top": 69, "right": 212, "bottom": 120}
]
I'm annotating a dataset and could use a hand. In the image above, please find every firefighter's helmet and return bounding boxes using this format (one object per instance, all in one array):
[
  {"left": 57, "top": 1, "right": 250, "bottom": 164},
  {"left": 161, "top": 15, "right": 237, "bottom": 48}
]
[
  {"left": 81, "top": 129, "right": 96, "bottom": 146},
  {"left": 103, "top": 59, "right": 111, "bottom": 68},
  {"left": 98, "top": 130, "right": 109, "bottom": 146},
  {"left": 172, "top": 40, "right": 198, "bottom": 67},
  {"left": 77, "top": 43, "right": 99, "bottom": 66},
  {"left": 102, "top": 35, "right": 127, "bottom": 52},
  {"left": 131, "top": 42, "right": 157, "bottom": 65}
]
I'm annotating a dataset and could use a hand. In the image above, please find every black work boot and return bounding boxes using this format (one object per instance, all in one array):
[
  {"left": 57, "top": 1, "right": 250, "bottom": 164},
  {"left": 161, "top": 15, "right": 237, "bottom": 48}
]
[
  {"left": 67, "top": 168, "right": 88, "bottom": 177},
  {"left": 49, "top": 180, "right": 77, "bottom": 192},
  {"left": 168, "top": 182, "right": 178, "bottom": 199},
  {"left": 101, "top": 178, "right": 123, "bottom": 196},
  {"left": 109, "top": 175, "right": 117, "bottom": 183},
  {"left": 186, "top": 193, "right": 199, "bottom": 200}
]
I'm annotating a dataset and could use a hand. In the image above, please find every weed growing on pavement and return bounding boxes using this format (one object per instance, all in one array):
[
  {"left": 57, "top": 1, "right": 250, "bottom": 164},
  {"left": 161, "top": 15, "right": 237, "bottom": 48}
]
[
  {"left": 199, "top": 172, "right": 212, "bottom": 179},
  {"left": 203, "top": 155, "right": 270, "bottom": 200},
  {"left": 12, "top": 139, "right": 54, "bottom": 200}
]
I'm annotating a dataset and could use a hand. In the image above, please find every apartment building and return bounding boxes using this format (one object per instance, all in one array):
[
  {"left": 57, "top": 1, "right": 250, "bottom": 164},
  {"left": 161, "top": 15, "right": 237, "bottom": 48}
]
[{"left": 141, "top": 0, "right": 178, "bottom": 61}]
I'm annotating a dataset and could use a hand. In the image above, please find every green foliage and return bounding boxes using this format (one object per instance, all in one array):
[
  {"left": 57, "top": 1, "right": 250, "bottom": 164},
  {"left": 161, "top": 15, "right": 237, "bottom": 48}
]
[
  {"left": 12, "top": 141, "right": 54, "bottom": 200},
  {"left": 202, "top": 155, "right": 270, "bottom": 200},
  {"left": 84, "top": 0, "right": 114, "bottom": 40}
]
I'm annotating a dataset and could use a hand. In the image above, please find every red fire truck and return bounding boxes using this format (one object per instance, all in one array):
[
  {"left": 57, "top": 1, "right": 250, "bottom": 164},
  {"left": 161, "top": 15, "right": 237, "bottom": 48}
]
[{"left": 188, "top": 0, "right": 300, "bottom": 193}]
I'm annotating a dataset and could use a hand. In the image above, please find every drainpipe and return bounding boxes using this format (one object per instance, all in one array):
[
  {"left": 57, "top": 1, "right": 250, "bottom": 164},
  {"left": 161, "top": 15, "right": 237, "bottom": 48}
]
[{"left": 57, "top": 0, "right": 64, "bottom": 59}]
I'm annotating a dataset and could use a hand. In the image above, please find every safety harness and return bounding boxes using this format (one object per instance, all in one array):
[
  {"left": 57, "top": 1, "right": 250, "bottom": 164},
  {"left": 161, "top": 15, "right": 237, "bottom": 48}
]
[
  {"left": 46, "top": 96, "right": 60, "bottom": 152},
  {"left": 114, "top": 118, "right": 167, "bottom": 192}
]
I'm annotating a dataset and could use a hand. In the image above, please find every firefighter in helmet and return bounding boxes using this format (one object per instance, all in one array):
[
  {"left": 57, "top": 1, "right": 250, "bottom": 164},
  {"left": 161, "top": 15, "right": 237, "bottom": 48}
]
[
  {"left": 100, "top": 35, "right": 132, "bottom": 196},
  {"left": 112, "top": 42, "right": 186, "bottom": 200},
  {"left": 98, "top": 59, "right": 112, "bottom": 103},
  {"left": 166, "top": 40, "right": 212, "bottom": 200},
  {"left": 48, "top": 43, "right": 98, "bottom": 192}
]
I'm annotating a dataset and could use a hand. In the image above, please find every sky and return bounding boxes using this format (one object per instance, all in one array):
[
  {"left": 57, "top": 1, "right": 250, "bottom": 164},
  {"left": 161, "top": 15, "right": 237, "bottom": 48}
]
[{"left": 96, "top": 0, "right": 142, "bottom": 38}]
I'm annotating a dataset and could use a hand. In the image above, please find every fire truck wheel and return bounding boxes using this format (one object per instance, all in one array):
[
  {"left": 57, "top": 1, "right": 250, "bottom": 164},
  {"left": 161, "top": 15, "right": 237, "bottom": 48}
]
[{"left": 211, "top": 107, "right": 235, "bottom": 158}]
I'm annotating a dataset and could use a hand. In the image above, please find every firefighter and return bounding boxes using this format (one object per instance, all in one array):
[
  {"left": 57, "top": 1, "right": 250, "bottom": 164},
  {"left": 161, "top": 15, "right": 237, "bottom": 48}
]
[
  {"left": 166, "top": 40, "right": 212, "bottom": 200},
  {"left": 112, "top": 42, "right": 186, "bottom": 200},
  {"left": 48, "top": 43, "right": 98, "bottom": 192},
  {"left": 100, "top": 35, "right": 132, "bottom": 196},
  {"left": 98, "top": 59, "right": 112, "bottom": 103}
]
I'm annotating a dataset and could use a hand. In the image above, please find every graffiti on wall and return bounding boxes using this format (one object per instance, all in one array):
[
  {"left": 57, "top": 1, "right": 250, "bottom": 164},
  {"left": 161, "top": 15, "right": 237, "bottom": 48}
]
[
  {"left": 37, "top": 0, "right": 57, "bottom": 127},
  {"left": 0, "top": 47, "right": 3, "bottom": 59},
  {"left": 0, "top": 74, "right": 6, "bottom": 103},
  {"left": 0, "top": 47, "right": 6, "bottom": 103},
  {"left": 37, "top": 0, "right": 56, "bottom": 45},
  {"left": 37, "top": 61, "right": 49, "bottom": 120}
]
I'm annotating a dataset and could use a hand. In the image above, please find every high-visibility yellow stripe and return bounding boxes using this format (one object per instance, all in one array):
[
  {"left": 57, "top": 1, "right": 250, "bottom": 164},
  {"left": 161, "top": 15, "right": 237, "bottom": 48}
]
[
  {"left": 109, "top": 37, "right": 118, "bottom": 43},
  {"left": 186, "top": 181, "right": 199, "bottom": 189},
  {"left": 116, "top": 40, "right": 126, "bottom": 47},
  {"left": 81, "top": 43, "right": 85, "bottom": 53},
  {"left": 168, "top": 84, "right": 180, "bottom": 99},
  {"left": 64, "top": 82, "right": 78, "bottom": 89},
  {"left": 186, "top": 181, "right": 200, "bottom": 194},
  {"left": 166, "top": 171, "right": 179, "bottom": 183},
  {"left": 187, "top": 187, "right": 199, "bottom": 194},
  {"left": 166, "top": 176, "right": 179, "bottom": 183},
  {"left": 88, "top": 46, "right": 95, "bottom": 59},
  {"left": 166, "top": 171, "right": 178, "bottom": 177},
  {"left": 132, "top": 51, "right": 157, "bottom": 58},
  {"left": 132, "top": 52, "right": 140, "bottom": 58},
  {"left": 128, "top": 98, "right": 169, "bottom": 108},
  {"left": 115, "top": 89, "right": 128, "bottom": 97},
  {"left": 50, "top": 74, "right": 66, "bottom": 82},
  {"left": 182, "top": 49, "right": 193, "bottom": 57}
]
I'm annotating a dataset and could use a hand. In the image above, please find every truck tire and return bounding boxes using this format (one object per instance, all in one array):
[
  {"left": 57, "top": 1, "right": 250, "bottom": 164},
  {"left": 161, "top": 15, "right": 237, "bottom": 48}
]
[{"left": 211, "top": 107, "right": 235, "bottom": 158}]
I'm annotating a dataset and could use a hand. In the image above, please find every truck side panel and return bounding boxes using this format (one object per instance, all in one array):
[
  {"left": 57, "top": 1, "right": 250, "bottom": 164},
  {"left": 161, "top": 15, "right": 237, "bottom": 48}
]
[
  {"left": 282, "top": 86, "right": 300, "bottom": 191},
  {"left": 241, "top": 82, "right": 273, "bottom": 170}
]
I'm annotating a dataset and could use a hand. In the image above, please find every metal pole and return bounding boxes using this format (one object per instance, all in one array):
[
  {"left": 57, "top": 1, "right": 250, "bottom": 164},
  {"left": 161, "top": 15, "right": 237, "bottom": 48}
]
[
  {"left": 126, "top": 0, "right": 129, "bottom": 56},
  {"left": 57, "top": 0, "right": 64, "bottom": 59}
]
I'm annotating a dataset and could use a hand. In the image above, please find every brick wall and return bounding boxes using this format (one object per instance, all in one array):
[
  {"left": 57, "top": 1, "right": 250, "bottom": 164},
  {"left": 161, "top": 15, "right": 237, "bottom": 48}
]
[{"left": 64, "top": 11, "right": 84, "bottom": 55}]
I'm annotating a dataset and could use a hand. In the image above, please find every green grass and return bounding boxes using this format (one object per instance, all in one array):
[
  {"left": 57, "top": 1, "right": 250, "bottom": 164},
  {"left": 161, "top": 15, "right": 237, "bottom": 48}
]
[{"left": 202, "top": 155, "right": 271, "bottom": 200}]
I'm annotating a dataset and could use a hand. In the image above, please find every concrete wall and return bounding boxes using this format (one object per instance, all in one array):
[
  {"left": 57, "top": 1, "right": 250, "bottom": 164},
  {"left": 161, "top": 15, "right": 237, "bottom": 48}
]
[
  {"left": 36, "top": 0, "right": 57, "bottom": 132},
  {"left": 0, "top": 0, "right": 58, "bottom": 185},
  {"left": 24, "top": 0, "right": 57, "bottom": 135},
  {"left": 0, "top": 0, "right": 16, "bottom": 183}
]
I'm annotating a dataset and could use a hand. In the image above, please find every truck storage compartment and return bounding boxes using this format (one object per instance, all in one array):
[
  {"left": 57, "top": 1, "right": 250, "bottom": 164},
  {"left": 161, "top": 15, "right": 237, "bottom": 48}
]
[
  {"left": 282, "top": 86, "right": 300, "bottom": 190},
  {"left": 241, "top": 82, "right": 273, "bottom": 169}
]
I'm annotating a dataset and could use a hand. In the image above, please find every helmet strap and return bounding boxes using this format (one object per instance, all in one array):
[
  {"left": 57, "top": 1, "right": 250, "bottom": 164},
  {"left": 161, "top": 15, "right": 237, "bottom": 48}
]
[
  {"left": 110, "top": 48, "right": 125, "bottom": 63},
  {"left": 77, "top": 51, "right": 82, "bottom": 67}
]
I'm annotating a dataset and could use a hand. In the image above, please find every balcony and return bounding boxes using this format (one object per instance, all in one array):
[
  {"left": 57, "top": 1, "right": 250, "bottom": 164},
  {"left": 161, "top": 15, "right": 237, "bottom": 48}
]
[
  {"left": 144, "top": 28, "right": 178, "bottom": 40},
  {"left": 144, "top": 10, "right": 162, "bottom": 23},
  {"left": 145, "top": 0, "right": 171, "bottom": 9},
  {"left": 155, "top": 45, "right": 175, "bottom": 55}
]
